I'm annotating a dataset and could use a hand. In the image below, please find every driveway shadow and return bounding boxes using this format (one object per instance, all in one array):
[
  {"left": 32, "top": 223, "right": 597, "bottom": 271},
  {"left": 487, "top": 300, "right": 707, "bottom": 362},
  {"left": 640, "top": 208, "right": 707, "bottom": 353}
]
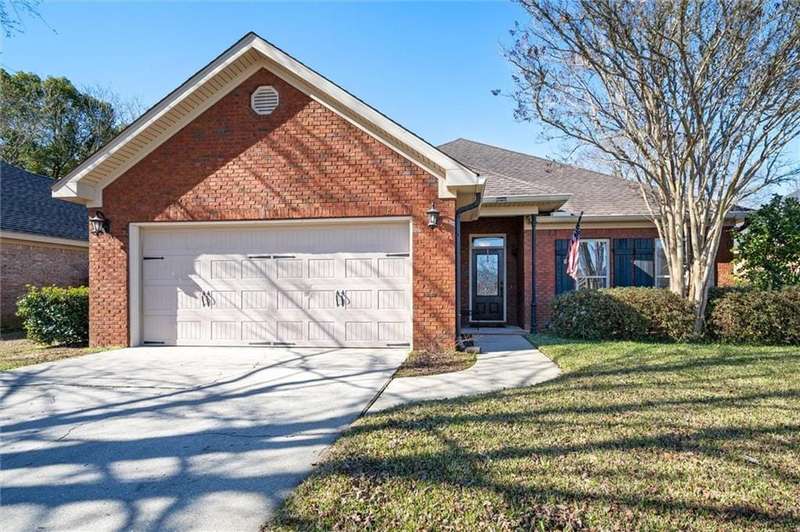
[{"left": 0, "top": 346, "right": 406, "bottom": 531}]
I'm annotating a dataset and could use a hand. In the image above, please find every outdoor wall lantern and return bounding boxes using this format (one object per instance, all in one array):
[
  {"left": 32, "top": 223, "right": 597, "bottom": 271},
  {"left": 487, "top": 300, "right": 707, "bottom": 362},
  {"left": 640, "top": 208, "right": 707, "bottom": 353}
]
[
  {"left": 426, "top": 202, "right": 440, "bottom": 228},
  {"left": 89, "top": 211, "right": 110, "bottom": 235}
]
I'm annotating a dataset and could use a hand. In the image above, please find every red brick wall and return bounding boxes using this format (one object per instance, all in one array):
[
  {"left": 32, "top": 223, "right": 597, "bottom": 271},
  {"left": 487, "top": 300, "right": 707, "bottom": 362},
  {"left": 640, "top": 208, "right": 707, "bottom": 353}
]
[
  {"left": 715, "top": 228, "right": 736, "bottom": 286},
  {"left": 460, "top": 217, "right": 524, "bottom": 326},
  {"left": 91, "top": 68, "right": 455, "bottom": 350},
  {"left": 1, "top": 238, "right": 88, "bottom": 328}
]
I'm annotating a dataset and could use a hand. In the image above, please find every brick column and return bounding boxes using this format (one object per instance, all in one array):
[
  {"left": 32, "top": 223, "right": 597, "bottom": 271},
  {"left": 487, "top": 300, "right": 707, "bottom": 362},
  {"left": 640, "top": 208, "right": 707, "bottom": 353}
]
[{"left": 522, "top": 221, "right": 533, "bottom": 331}]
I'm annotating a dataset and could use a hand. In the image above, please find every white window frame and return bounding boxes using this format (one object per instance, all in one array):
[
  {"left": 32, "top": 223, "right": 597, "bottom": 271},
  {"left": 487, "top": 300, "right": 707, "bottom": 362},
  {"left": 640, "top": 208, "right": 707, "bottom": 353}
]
[
  {"left": 575, "top": 238, "right": 610, "bottom": 290},
  {"left": 655, "top": 239, "right": 670, "bottom": 288}
]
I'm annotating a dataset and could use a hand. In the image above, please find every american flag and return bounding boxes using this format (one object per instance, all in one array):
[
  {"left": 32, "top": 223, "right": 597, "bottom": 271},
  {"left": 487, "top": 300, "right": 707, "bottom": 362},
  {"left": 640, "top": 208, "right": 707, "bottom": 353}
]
[{"left": 566, "top": 212, "right": 584, "bottom": 280}]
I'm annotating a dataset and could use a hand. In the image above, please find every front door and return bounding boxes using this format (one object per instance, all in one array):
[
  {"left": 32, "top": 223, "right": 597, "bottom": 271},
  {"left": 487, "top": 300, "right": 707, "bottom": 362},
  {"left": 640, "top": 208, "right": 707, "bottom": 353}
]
[{"left": 471, "top": 237, "right": 505, "bottom": 322}]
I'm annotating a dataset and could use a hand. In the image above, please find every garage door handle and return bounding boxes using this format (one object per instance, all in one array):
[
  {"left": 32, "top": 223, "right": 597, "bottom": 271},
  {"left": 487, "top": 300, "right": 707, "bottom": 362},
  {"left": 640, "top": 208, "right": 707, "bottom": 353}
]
[{"left": 201, "top": 291, "right": 213, "bottom": 307}]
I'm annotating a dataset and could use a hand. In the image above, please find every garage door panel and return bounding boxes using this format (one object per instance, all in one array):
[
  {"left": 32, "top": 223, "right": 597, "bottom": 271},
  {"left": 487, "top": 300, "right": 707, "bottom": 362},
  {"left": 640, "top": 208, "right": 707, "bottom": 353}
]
[
  {"left": 241, "top": 290, "right": 271, "bottom": 309},
  {"left": 141, "top": 222, "right": 411, "bottom": 347}
]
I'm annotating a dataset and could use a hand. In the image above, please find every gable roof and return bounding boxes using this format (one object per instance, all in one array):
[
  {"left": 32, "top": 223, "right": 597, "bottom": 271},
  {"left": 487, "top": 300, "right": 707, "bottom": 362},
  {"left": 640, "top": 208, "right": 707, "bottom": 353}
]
[
  {"left": 439, "top": 138, "right": 650, "bottom": 216},
  {"left": 52, "top": 32, "right": 482, "bottom": 207},
  {"left": 1, "top": 162, "right": 88, "bottom": 241}
]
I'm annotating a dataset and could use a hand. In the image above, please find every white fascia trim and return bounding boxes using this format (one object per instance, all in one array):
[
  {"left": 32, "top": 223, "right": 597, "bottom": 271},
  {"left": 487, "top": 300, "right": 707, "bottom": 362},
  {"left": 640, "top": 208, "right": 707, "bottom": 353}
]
[
  {"left": 0, "top": 230, "right": 89, "bottom": 248},
  {"left": 52, "top": 36, "right": 256, "bottom": 203},
  {"left": 482, "top": 193, "right": 571, "bottom": 204},
  {"left": 53, "top": 33, "right": 481, "bottom": 205},
  {"left": 540, "top": 214, "right": 652, "bottom": 223},
  {"left": 540, "top": 211, "right": 747, "bottom": 224}
]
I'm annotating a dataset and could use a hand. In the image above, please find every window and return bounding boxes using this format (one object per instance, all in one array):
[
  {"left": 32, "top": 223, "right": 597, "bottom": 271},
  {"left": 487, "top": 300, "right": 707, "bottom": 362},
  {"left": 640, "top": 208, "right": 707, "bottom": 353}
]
[
  {"left": 472, "top": 236, "right": 504, "bottom": 248},
  {"left": 476, "top": 254, "right": 499, "bottom": 296},
  {"left": 576, "top": 239, "right": 610, "bottom": 289},
  {"left": 655, "top": 240, "right": 670, "bottom": 288}
]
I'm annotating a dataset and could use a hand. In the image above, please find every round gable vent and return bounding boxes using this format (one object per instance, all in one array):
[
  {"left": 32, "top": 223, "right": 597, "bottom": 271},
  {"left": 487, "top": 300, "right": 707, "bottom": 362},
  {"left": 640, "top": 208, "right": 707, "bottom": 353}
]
[{"left": 251, "top": 86, "right": 279, "bottom": 115}]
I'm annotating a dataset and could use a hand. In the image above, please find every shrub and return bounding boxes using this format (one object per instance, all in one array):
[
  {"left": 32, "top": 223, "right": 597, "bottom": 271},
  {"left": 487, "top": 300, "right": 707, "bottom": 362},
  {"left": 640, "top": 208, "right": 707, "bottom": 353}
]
[
  {"left": 549, "top": 287, "right": 695, "bottom": 342},
  {"left": 549, "top": 289, "right": 646, "bottom": 341},
  {"left": 16, "top": 285, "right": 89, "bottom": 345},
  {"left": 706, "top": 286, "right": 800, "bottom": 345},
  {"left": 607, "top": 287, "right": 696, "bottom": 341}
]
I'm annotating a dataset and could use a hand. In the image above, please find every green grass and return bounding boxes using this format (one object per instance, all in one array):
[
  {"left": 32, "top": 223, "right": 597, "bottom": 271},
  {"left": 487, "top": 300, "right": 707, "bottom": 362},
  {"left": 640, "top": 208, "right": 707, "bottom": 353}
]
[
  {"left": 269, "top": 336, "right": 800, "bottom": 531},
  {"left": 395, "top": 349, "right": 478, "bottom": 378},
  {"left": 0, "top": 331, "right": 107, "bottom": 371}
]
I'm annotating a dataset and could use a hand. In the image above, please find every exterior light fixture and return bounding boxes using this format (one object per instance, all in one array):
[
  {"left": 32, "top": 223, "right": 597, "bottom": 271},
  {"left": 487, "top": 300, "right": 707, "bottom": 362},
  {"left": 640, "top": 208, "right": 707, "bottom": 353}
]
[
  {"left": 89, "top": 211, "right": 109, "bottom": 235},
  {"left": 426, "top": 202, "right": 440, "bottom": 228}
]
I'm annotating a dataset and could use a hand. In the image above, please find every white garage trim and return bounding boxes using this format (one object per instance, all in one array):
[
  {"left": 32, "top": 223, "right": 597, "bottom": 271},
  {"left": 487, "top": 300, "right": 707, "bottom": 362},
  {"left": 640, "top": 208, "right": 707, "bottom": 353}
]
[{"left": 128, "top": 217, "right": 413, "bottom": 348}]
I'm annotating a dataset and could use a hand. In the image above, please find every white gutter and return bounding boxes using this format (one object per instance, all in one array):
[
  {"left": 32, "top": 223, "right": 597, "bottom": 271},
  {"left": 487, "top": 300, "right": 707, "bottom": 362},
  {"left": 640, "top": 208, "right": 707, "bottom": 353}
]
[
  {"left": 539, "top": 211, "right": 749, "bottom": 223},
  {"left": 481, "top": 193, "right": 572, "bottom": 204},
  {"left": 0, "top": 230, "right": 89, "bottom": 248}
]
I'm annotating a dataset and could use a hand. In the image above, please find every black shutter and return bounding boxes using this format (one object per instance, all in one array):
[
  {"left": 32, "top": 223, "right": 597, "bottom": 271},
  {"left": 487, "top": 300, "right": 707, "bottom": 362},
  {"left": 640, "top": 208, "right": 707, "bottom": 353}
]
[
  {"left": 555, "top": 239, "right": 575, "bottom": 294},
  {"left": 613, "top": 239, "right": 633, "bottom": 286},
  {"left": 614, "top": 238, "right": 655, "bottom": 286},
  {"left": 633, "top": 238, "right": 655, "bottom": 286}
]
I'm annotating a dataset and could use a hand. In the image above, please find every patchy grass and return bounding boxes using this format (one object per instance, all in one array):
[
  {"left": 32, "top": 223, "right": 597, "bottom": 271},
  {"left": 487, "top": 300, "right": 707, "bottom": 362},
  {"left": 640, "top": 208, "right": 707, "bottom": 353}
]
[
  {"left": 0, "top": 331, "right": 107, "bottom": 371},
  {"left": 395, "top": 350, "right": 477, "bottom": 378},
  {"left": 270, "top": 336, "right": 800, "bottom": 531}
]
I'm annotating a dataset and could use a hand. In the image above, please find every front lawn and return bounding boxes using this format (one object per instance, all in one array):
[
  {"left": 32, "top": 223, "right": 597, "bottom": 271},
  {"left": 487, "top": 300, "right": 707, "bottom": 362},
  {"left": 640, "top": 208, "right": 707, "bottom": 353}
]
[
  {"left": 0, "top": 331, "right": 106, "bottom": 371},
  {"left": 270, "top": 336, "right": 800, "bottom": 531}
]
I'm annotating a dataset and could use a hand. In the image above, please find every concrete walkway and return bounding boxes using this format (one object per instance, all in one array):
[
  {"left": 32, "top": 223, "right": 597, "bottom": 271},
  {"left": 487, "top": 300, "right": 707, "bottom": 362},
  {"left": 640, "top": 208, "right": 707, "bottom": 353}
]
[{"left": 369, "top": 335, "right": 561, "bottom": 412}]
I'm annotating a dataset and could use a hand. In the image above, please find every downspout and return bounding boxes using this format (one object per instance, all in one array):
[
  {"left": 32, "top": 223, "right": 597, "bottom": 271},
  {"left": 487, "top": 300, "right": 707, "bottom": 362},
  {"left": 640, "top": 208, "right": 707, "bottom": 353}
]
[
  {"left": 529, "top": 214, "right": 537, "bottom": 331},
  {"left": 455, "top": 192, "right": 482, "bottom": 342}
]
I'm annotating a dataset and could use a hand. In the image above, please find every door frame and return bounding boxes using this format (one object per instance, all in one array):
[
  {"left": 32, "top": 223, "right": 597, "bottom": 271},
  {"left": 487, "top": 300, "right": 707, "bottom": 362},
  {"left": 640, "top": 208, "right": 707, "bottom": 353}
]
[
  {"left": 128, "top": 216, "right": 413, "bottom": 347},
  {"left": 468, "top": 233, "right": 507, "bottom": 323}
]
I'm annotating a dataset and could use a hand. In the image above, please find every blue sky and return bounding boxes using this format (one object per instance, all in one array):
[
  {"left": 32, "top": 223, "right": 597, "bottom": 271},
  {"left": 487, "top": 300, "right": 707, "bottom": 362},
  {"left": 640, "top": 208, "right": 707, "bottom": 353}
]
[
  {"left": 3, "top": 1, "right": 797, "bottom": 196},
  {"left": 4, "top": 1, "right": 564, "bottom": 156}
]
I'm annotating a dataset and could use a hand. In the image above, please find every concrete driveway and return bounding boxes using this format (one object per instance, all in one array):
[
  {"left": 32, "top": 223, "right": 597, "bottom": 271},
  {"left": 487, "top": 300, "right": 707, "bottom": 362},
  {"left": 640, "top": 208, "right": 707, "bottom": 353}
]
[{"left": 0, "top": 346, "right": 406, "bottom": 531}]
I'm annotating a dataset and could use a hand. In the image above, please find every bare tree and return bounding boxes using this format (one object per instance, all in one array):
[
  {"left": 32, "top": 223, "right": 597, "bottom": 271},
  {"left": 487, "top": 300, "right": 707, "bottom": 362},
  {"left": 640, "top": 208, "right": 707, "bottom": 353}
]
[
  {"left": 507, "top": 0, "right": 800, "bottom": 331},
  {"left": 0, "top": 0, "right": 43, "bottom": 37}
]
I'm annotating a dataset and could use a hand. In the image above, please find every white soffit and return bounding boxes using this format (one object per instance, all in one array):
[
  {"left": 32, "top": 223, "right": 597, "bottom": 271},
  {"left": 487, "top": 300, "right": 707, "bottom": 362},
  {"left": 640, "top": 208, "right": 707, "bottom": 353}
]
[{"left": 52, "top": 32, "right": 482, "bottom": 207}]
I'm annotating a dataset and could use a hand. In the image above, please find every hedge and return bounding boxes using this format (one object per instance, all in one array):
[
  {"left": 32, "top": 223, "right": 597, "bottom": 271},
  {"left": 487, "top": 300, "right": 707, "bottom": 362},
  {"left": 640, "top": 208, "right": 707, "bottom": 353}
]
[
  {"left": 16, "top": 285, "right": 89, "bottom": 345},
  {"left": 550, "top": 286, "right": 800, "bottom": 344},
  {"left": 550, "top": 288, "right": 694, "bottom": 341},
  {"left": 706, "top": 286, "right": 800, "bottom": 345},
  {"left": 549, "top": 287, "right": 696, "bottom": 342}
]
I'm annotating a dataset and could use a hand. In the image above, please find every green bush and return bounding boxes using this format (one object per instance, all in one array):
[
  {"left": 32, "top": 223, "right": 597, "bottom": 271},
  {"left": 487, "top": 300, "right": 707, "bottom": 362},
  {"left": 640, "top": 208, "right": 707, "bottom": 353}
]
[
  {"left": 16, "top": 285, "right": 89, "bottom": 345},
  {"left": 706, "top": 286, "right": 800, "bottom": 345},
  {"left": 549, "top": 287, "right": 695, "bottom": 342}
]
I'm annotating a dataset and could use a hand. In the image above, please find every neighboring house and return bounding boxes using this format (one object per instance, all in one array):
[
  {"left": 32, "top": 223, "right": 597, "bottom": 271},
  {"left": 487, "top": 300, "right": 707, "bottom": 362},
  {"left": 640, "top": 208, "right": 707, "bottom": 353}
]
[
  {"left": 1, "top": 162, "right": 89, "bottom": 329},
  {"left": 789, "top": 190, "right": 800, "bottom": 201},
  {"left": 52, "top": 33, "right": 739, "bottom": 350}
]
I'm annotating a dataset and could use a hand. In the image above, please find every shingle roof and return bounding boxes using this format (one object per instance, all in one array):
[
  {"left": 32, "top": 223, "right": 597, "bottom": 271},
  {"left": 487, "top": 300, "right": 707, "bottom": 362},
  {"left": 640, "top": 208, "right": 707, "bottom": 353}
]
[
  {"left": 1, "top": 162, "right": 88, "bottom": 241},
  {"left": 438, "top": 138, "right": 650, "bottom": 216}
]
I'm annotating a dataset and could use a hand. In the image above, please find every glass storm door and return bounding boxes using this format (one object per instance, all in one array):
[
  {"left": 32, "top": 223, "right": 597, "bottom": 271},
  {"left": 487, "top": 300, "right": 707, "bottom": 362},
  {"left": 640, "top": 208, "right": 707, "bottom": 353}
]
[{"left": 471, "top": 238, "right": 505, "bottom": 322}]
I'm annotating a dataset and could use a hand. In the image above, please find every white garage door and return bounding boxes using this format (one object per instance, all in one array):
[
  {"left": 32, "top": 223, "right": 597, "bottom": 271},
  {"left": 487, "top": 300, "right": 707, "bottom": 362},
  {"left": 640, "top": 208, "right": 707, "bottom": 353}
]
[{"left": 139, "top": 221, "right": 411, "bottom": 347}]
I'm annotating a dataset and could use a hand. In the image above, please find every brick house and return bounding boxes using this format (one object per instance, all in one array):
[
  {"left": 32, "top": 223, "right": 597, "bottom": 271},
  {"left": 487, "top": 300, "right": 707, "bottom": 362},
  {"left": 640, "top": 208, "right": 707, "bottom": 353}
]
[
  {"left": 52, "top": 33, "right": 740, "bottom": 350},
  {"left": 1, "top": 162, "right": 89, "bottom": 329}
]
